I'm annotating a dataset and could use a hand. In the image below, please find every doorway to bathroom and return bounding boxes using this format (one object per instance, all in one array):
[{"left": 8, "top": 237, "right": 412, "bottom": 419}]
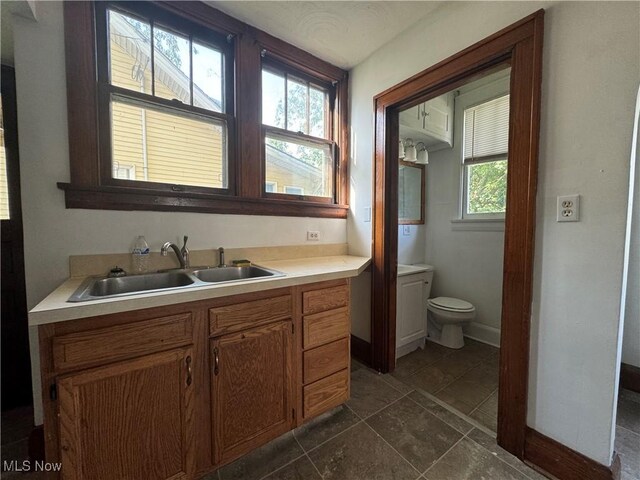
[
  {"left": 394, "top": 65, "right": 510, "bottom": 435},
  {"left": 370, "top": 11, "right": 543, "bottom": 460}
]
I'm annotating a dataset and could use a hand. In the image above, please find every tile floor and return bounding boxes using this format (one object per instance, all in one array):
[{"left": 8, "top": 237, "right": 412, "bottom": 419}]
[
  {"left": 207, "top": 359, "right": 548, "bottom": 480},
  {"left": 616, "top": 388, "right": 640, "bottom": 480},
  {"left": 392, "top": 339, "right": 500, "bottom": 432},
  {"left": 1, "top": 367, "right": 637, "bottom": 480}
]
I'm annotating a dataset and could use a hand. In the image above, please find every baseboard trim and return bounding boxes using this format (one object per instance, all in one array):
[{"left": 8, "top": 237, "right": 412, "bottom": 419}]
[
  {"left": 620, "top": 363, "right": 640, "bottom": 393},
  {"left": 351, "top": 335, "right": 371, "bottom": 366},
  {"left": 463, "top": 322, "right": 501, "bottom": 347},
  {"left": 524, "top": 428, "right": 620, "bottom": 480}
]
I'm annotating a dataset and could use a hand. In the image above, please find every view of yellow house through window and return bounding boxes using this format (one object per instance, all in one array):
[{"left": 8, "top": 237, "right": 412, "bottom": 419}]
[
  {"left": 0, "top": 96, "right": 9, "bottom": 220},
  {"left": 108, "top": 9, "right": 228, "bottom": 189}
]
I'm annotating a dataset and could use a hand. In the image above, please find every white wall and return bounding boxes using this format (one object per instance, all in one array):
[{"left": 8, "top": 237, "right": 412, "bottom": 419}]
[
  {"left": 13, "top": 2, "right": 346, "bottom": 423},
  {"left": 348, "top": 1, "right": 639, "bottom": 465},
  {"left": 621, "top": 87, "right": 640, "bottom": 370}
]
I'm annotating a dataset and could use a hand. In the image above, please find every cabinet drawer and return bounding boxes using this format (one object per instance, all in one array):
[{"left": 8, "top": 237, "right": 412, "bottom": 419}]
[
  {"left": 209, "top": 295, "right": 292, "bottom": 336},
  {"left": 302, "top": 284, "right": 349, "bottom": 315},
  {"left": 303, "top": 338, "right": 349, "bottom": 384},
  {"left": 303, "top": 307, "right": 349, "bottom": 349},
  {"left": 303, "top": 369, "right": 349, "bottom": 419},
  {"left": 53, "top": 313, "right": 193, "bottom": 372}
]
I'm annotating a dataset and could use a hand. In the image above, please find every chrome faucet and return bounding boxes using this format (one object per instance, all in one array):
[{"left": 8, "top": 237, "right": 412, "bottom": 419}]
[
  {"left": 218, "top": 247, "right": 226, "bottom": 268},
  {"left": 161, "top": 236, "right": 190, "bottom": 269}
]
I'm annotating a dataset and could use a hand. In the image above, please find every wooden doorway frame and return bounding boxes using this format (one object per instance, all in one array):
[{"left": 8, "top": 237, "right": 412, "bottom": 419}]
[{"left": 371, "top": 11, "right": 544, "bottom": 458}]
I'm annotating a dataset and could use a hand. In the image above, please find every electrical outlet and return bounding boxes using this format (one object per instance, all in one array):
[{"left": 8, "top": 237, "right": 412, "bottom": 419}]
[
  {"left": 402, "top": 225, "right": 411, "bottom": 236},
  {"left": 307, "top": 230, "right": 320, "bottom": 241},
  {"left": 557, "top": 194, "right": 580, "bottom": 222}
]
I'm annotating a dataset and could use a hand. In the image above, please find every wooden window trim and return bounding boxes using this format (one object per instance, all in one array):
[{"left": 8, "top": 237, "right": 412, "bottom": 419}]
[{"left": 61, "top": 1, "right": 349, "bottom": 218}]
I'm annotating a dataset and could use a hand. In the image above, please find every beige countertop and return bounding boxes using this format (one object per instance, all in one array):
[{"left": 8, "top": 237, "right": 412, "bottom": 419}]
[{"left": 28, "top": 255, "right": 371, "bottom": 326}]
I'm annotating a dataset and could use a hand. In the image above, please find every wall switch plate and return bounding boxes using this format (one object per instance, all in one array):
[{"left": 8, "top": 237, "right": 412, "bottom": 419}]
[
  {"left": 364, "top": 207, "right": 372, "bottom": 223},
  {"left": 307, "top": 230, "right": 320, "bottom": 241},
  {"left": 557, "top": 194, "right": 580, "bottom": 222},
  {"left": 402, "top": 225, "right": 411, "bottom": 236}
]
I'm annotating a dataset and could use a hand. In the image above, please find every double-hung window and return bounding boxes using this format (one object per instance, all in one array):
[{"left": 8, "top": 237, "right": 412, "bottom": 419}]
[
  {"left": 462, "top": 94, "right": 510, "bottom": 218},
  {"left": 261, "top": 62, "right": 336, "bottom": 201},
  {"left": 96, "top": 2, "right": 234, "bottom": 193},
  {"left": 62, "top": 1, "right": 349, "bottom": 217}
]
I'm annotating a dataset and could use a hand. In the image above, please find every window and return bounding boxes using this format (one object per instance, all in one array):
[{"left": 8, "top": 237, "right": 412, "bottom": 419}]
[
  {"left": 262, "top": 64, "right": 335, "bottom": 200},
  {"left": 98, "top": 3, "right": 233, "bottom": 192},
  {"left": 265, "top": 181, "right": 278, "bottom": 193},
  {"left": 61, "top": 1, "right": 349, "bottom": 218},
  {"left": 462, "top": 94, "right": 510, "bottom": 218}
]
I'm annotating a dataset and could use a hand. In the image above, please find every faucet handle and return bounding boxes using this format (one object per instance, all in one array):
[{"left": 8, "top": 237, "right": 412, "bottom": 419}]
[{"left": 182, "top": 235, "right": 189, "bottom": 249}]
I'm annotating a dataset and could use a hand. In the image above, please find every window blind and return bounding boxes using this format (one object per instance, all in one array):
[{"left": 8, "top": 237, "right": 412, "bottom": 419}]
[{"left": 464, "top": 94, "right": 510, "bottom": 163}]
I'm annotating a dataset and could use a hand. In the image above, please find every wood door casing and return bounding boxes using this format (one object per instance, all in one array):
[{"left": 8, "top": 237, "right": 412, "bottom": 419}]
[
  {"left": 57, "top": 347, "right": 195, "bottom": 480},
  {"left": 211, "top": 321, "right": 294, "bottom": 467}
]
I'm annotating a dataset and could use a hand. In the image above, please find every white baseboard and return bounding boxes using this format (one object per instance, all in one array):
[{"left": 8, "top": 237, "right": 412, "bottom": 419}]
[
  {"left": 463, "top": 322, "right": 501, "bottom": 348},
  {"left": 396, "top": 337, "right": 426, "bottom": 359}
]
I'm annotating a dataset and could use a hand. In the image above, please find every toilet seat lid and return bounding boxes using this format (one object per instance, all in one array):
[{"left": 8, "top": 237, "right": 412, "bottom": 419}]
[{"left": 429, "top": 297, "right": 475, "bottom": 312}]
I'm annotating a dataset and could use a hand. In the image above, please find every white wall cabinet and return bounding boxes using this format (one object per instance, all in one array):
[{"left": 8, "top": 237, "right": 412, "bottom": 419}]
[
  {"left": 399, "top": 92, "right": 454, "bottom": 152},
  {"left": 396, "top": 272, "right": 427, "bottom": 358}
]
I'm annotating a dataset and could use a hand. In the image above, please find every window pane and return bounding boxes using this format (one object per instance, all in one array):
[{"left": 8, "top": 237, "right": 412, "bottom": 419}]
[
  {"left": 265, "top": 133, "right": 333, "bottom": 198},
  {"left": 0, "top": 97, "right": 9, "bottom": 219},
  {"left": 111, "top": 97, "right": 228, "bottom": 189},
  {"left": 286, "top": 77, "right": 308, "bottom": 134},
  {"left": 192, "top": 41, "right": 224, "bottom": 112},
  {"left": 309, "top": 87, "right": 326, "bottom": 138},
  {"left": 153, "top": 26, "right": 190, "bottom": 104},
  {"left": 262, "top": 69, "right": 285, "bottom": 129},
  {"left": 466, "top": 159, "right": 507, "bottom": 215},
  {"left": 108, "top": 10, "right": 152, "bottom": 94}
]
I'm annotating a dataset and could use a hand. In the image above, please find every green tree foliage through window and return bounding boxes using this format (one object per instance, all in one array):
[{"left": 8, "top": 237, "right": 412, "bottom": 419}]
[{"left": 466, "top": 159, "right": 507, "bottom": 214}]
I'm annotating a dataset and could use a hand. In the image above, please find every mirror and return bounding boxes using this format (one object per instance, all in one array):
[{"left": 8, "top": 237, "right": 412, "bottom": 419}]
[{"left": 398, "top": 160, "right": 424, "bottom": 224}]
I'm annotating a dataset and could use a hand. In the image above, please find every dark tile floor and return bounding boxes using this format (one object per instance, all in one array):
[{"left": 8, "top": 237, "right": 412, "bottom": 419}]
[
  {"left": 1, "top": 370, "right": 636, "bottom": 480},
  {"left": 616, "top": 388, "right": 640, "bottom": 480},
  {"left": 207, "top": 359, "right": 548, "bottom": 480},
  {"left": 392, "top": 339, "right": 500, "bottom": 432},
  {"left": 1, "top": 406, "right": 44, "bottom": 479}
]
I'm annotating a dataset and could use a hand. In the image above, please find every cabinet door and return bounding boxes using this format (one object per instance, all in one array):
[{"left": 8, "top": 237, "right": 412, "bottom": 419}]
[
  {"left": 57, "top": 347, "right": 195, "bottom": 480},
  {"left": 396, "top": 274, "right": 427, "bottom": 348},
  {"left": 399, "top": 104, "right": 423, "bottom": 131},
  {"left": 423, "top": 92, "right": 453, "bottom": 146},
  {"left": 211, "top": 321, "right": 293, "bottom": 466}
]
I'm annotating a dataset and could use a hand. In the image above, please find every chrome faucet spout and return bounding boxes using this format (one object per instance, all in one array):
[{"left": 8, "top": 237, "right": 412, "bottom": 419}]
[
  {"left": 161, "top": 242, "right": 187, "bottom": 269},
  {"left": 218, "top": 247, "right": 226, "bottom": 268}
]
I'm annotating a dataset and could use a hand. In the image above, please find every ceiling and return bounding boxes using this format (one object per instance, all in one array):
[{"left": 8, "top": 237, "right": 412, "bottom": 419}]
[{"left": 208, "top": 1, "right": 443, "bottom": 69}]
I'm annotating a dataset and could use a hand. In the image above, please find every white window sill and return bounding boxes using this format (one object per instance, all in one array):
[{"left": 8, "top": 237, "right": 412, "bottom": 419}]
[{"left": 450, "top": 218, "right": 505, "bottom": 231}]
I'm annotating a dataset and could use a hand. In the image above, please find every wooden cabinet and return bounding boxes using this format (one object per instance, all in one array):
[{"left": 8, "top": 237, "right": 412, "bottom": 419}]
[
  {"left": 39, "top": 280, "right": 351, "bottom": 480},
  {"left": 297, "top": 280, "right": 351, "bottom": 424},
  {"left": 396, "top": 272, "right": 427, "bottom": 359},
  {"left": 399, "top": 92, "right": 454, "bottom": 151},
  {"left": 210, "top": 321, "right": 293, "bottom": 466},
  {"left": 57, "top": 347, "right": 195, "bottom": 480}
]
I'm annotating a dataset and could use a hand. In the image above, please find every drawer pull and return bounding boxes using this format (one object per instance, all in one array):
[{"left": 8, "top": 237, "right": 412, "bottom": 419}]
[
  {"left": 185, "top": 355, "right": 192, "bottom": 386},
  {"left": 213, "top": 347, "right": 220, "bottom": 376}
]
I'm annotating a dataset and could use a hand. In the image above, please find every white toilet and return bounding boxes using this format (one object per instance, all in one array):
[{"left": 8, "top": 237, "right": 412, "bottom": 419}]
[{"left": 426, "top": 296, "right": 476, "bottom": 349}]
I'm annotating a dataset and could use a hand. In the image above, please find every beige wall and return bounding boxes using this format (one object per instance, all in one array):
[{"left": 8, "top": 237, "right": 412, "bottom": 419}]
[{"left": 348, "top": 1, "right": 639, "bottom": 465}]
